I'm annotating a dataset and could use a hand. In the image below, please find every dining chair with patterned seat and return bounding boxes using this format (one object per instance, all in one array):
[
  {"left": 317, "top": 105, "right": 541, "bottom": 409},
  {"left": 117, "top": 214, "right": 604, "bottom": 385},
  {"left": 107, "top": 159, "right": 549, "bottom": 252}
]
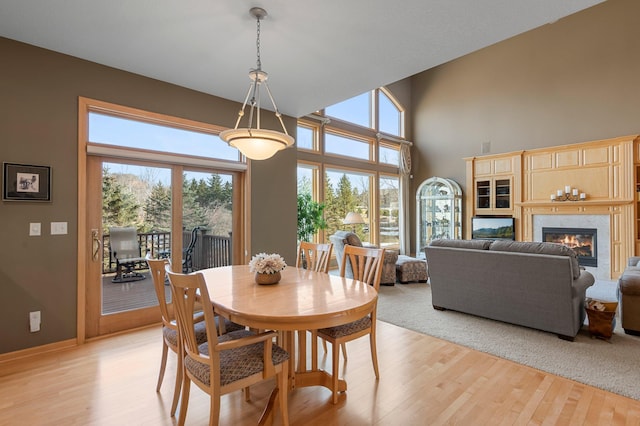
[
  {"left": 147, "top": 258, "right": 244, "bottom": 417},
  {"left": 295, "top": 242, "right": 333, "bottom": 370},
  {"left": 166, "top": 267, "right": 290, "bottom": 426},
  {"left": 295, "top": 241, "right": 333, "bottom": 273},
  {"left": 315, "top": 244, "right": 384, "bottom": 403}
]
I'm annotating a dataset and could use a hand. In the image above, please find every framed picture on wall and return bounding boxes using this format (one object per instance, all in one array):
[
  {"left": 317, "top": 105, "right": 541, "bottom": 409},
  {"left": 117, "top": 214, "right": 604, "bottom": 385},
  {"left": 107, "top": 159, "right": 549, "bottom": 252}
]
[{"left": 3, "top": 163, "right": 51, "bottom": 201}]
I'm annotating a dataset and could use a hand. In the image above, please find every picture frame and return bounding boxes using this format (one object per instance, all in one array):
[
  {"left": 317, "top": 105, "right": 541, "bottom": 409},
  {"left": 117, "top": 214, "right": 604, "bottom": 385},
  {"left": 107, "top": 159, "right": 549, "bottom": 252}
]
[{"left": 3, "top": 163, "right": 51, "bottom": 201}]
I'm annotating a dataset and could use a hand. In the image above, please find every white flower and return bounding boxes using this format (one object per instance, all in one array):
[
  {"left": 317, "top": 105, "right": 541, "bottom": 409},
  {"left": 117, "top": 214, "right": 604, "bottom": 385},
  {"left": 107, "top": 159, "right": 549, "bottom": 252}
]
[{"left": 249, "top": 252, "right": 287, "bottom": 274}]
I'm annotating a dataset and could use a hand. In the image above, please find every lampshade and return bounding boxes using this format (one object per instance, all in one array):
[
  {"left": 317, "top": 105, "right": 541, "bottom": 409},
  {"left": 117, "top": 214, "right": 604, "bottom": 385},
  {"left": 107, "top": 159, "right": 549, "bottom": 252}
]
[
  {"left": 220, "top": 7, "right": 294, "bottom": 161},
  {"left": 220, "top": 128, "right": 294, "bottom": 161},
  {"left": 343, "top": 212, "right": 365, "bottom": 225}
]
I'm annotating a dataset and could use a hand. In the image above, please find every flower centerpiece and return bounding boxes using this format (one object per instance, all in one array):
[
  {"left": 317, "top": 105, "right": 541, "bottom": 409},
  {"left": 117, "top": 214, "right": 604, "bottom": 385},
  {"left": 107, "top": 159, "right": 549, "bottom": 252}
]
[{"left": 249, "top": 252, "right": 287, "bottom": 285}]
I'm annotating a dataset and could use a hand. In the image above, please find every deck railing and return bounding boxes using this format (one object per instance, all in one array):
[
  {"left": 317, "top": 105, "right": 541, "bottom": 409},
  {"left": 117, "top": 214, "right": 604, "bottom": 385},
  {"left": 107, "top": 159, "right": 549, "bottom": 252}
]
[{"left": 102, "top": 230, "right": 232, "bottom": 274}]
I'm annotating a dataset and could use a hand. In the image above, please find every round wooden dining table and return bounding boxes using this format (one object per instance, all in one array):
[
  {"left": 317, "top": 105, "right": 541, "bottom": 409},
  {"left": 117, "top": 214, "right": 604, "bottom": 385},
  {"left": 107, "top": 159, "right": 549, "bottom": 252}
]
[{"left": 198, "top": 265, "right": 378, "bottom": 394}]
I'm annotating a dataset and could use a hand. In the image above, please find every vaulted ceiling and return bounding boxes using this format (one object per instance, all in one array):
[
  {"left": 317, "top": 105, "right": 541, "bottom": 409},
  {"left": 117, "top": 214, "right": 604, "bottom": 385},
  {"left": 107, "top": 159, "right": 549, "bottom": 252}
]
[{"left": 0, "top": 0, "right": 604, "bottom": 117}]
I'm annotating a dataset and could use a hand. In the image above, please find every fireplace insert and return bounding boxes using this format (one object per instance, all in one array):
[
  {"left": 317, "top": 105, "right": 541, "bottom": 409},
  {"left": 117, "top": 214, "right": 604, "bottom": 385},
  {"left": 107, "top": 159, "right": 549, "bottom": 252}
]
[{"left": 542, "top": 227, "right": 597, "bottom": 267}]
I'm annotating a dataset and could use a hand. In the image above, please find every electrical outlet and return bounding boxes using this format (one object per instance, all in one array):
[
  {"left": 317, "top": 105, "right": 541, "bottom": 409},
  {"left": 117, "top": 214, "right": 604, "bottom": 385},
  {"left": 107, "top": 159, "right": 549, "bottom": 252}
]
[{"left": 29, "top": 311, "right": 41, "bottom": 332}]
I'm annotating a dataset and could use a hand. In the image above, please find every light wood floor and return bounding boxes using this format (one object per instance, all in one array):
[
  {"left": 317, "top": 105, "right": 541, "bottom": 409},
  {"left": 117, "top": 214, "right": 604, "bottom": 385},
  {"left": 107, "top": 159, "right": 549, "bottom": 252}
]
[{"left": 1, "top": 321, "right": 639, "bottom": 425}]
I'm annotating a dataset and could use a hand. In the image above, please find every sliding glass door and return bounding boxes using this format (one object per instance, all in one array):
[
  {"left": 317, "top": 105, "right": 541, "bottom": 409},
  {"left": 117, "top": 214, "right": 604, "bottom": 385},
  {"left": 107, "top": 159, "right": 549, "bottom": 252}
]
[{"left": 80, "top": 97, "right": 245, "bottom": 339}]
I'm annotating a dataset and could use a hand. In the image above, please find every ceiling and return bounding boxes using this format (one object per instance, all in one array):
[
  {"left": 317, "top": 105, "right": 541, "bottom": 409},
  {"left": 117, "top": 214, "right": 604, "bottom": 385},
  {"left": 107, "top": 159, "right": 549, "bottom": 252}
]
[{"left": 0, "top": 0, "right": 604, "bottom": 118}]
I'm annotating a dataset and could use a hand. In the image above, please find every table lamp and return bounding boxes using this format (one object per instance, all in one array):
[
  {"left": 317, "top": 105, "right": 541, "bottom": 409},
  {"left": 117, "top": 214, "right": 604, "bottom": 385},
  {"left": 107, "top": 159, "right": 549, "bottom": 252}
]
[{"left": 343, "top": 212, "right": 365, "bottom": 232}]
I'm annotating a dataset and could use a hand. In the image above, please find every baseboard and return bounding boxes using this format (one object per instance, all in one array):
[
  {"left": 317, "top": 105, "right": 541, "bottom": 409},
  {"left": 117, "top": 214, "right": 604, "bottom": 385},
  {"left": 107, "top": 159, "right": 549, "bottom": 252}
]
[{"left": 0, "top": 338, "right": 77, "bottom": 363}]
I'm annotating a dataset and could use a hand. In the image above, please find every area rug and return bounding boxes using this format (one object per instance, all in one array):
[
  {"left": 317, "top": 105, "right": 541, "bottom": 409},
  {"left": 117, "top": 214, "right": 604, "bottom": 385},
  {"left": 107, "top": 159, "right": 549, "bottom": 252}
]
[{"left": 377, "top": 281, "right": 640, "bottom": 400}]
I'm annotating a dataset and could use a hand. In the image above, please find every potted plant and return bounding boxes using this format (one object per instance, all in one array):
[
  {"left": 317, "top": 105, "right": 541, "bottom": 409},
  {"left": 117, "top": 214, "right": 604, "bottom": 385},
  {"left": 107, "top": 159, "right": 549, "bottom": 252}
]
[
  {"left": 297, "top": 193, "right": 327, "bottom": 243},
  {"left": 249, "top": 252, "right": 287, "bottom": 285}
]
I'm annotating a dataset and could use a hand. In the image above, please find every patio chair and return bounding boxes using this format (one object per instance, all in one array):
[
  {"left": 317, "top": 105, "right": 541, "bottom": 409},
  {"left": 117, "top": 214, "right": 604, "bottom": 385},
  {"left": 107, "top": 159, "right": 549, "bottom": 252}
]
[
  {"left": 182, "top": 226, "right": 200, "bottom": 273},
  {"left": 158, "top": 226, "right": 201, "bottom": 273},
  {"left": 109, "top": 226, "right": 148, "bottom": 283}
]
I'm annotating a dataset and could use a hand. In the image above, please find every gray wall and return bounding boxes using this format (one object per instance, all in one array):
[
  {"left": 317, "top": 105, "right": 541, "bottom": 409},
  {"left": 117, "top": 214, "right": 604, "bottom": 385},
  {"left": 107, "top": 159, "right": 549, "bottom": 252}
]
[
  {"left": 0, "top": 37, "right": 296, "bottom": 354},
  {"left": 410, "top": 0, "right": 640, "bottom": 252}
]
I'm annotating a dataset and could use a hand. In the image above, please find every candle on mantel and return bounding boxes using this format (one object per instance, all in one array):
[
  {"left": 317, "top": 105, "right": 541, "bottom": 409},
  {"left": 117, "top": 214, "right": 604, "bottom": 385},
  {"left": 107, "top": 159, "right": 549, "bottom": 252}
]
[
  {"left": 550, "top": 194, "right": 556, "bottom": 200},
  {"left": 572, "top": 188, "right": 579, "bottom": 196},
  {"left": 580, "top": 193, "right": 586, "bottom": 200},
  {"left": 557, "top": 189, "right": 563, "bottom": 197},
  {"left": 565, "top": 185, "right": 571, "bottom": 194}
]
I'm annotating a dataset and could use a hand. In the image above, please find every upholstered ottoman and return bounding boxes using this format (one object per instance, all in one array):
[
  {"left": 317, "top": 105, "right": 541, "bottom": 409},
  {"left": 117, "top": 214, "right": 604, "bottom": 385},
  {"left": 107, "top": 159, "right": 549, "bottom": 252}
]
[{"left": 395, "top": 255, "right": 428, "bottom": 284}]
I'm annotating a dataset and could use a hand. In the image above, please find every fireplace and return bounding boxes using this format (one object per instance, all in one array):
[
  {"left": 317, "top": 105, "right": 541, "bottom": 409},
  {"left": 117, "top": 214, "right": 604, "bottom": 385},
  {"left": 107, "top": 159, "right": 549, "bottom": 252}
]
[{"left": 542, "top": 227, "right": 597, "bottom": 267}]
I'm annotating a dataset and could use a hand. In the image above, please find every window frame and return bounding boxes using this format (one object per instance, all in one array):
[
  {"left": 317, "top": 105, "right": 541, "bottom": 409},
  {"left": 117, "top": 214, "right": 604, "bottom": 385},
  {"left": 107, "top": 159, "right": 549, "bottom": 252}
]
[{"left": 296, "top": 87, "right": 407, "bottom": 249}]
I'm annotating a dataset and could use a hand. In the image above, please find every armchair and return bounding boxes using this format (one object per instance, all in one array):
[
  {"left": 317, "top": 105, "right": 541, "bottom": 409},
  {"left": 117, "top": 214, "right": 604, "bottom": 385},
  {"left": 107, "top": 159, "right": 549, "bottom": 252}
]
[{"left": 329, "top": 230, "right": 398, "bottom": 285}]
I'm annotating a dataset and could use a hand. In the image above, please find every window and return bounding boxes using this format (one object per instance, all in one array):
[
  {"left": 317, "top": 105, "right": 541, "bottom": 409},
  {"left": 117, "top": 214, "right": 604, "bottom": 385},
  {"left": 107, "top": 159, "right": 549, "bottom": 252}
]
[
  {"left": 89, "top": 112, "right": 240, "bottom": 161},
  {"left": 325, "top": 131, "right": 372, "bottom": 161},
  {"left": 324, "top": 92, "right": 371, "bottom": 128},
  {"left": 379, "top": 143, "right": 400, "bottom": 166},
  {"left": 378, "top": 90, "right": 403, "bottom": 137},
  {"left": 296, "top": 87, "right": 407, "bottom": 252},
  {"left": 379, "top": 175, "right": 400, "bottom": 250},
  {"left": 296, "top": 124, "right": 315, "bottom": 151},
  {"left": 325, "top": 168, "right": 373, "bottom": 244},
  {"left": 298, "top": 162, "right": 321, "bottom": 194}
]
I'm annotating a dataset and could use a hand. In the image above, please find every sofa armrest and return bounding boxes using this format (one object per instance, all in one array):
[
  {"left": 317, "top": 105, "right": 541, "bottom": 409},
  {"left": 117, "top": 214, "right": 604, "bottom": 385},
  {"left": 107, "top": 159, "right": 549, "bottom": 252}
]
[{"left": 572, "top": 270, "right": 595, "bottom": 297}]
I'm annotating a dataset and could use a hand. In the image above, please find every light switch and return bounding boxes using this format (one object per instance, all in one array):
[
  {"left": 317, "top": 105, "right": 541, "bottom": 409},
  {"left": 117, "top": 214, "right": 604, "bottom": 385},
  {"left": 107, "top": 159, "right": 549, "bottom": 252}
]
[
  {"left": 29, "top": 223, "right": 41, "bottom": 236},
  {"left": 51, "top": 222, "right": 68, "bottom": 235}
]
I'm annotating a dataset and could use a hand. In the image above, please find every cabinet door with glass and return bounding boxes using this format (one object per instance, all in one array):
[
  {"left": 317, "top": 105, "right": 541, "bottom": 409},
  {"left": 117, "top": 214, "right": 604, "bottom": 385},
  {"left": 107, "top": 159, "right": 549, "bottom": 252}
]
[
  {"left": 416, "top": 177, "right": 462, "bottom": 259},
  {"left": 475, "top": 177, "right": 512, "bottom": 212}
]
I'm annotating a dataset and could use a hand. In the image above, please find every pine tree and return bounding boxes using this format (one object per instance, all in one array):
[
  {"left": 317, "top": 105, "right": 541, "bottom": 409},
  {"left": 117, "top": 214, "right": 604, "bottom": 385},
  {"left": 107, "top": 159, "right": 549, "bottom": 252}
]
[
  {"left": 143, "top": 182, "right": 171, "bottom": 231},
  {"left": 102, "top": 167, "right": 140, "bottom": 231}
]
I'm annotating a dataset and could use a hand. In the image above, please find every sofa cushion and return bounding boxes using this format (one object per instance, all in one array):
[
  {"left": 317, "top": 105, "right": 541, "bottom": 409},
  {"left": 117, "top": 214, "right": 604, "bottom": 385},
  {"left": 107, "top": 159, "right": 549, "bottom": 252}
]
[
  {"left": 489, "top": 240, "right": 580, "bottom": 279},
  {"left": 429, "top": 239, "right": 492, "bottom": 250},
  {"left": 344, "top": 233, "right": 363, "bottom": 247}
]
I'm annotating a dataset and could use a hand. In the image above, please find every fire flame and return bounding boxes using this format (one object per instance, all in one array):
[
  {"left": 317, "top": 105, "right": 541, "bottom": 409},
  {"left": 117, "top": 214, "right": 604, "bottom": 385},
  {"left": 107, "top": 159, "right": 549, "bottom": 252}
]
[{"left": 550, "top": 234, "right": 592, "bottom": 254}]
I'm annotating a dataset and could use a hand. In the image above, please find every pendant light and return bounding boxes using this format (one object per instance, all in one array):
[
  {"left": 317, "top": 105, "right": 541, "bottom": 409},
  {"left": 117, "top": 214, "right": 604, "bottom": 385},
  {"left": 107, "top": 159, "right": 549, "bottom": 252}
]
[{"left": 219, "top": 7, "right": 294, "bottom": 160}]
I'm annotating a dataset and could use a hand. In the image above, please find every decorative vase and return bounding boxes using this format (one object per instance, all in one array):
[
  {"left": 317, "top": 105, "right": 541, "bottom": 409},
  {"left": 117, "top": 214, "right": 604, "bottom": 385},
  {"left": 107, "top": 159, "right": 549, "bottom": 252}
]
[{"left": 255, "top": 271, "right": 281, "bottom": 285}]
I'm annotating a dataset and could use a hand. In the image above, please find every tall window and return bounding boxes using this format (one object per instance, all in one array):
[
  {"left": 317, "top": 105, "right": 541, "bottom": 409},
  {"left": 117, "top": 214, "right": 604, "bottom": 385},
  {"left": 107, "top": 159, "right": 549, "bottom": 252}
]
[
  {"left": 324, "top": 168, "right": 373, "bottom": 243},
  {"left": 297, "top": 87, "right": 405, "bottom": 251},
  {"left": 379, "top": 175, "right": 400, "bottom": 248}
]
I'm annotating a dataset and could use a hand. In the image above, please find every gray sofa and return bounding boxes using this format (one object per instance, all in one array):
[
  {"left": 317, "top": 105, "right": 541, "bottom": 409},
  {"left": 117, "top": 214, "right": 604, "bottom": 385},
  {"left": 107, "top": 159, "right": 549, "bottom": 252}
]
[
  {"left": 424, "top": 239, "right": 595, "bottom": 340},
  {"left": 617, "top": 257, "right": 640, "bottom": 335},
  {"left": 329, "top": 231, "right": 398, "bottom": 285}
]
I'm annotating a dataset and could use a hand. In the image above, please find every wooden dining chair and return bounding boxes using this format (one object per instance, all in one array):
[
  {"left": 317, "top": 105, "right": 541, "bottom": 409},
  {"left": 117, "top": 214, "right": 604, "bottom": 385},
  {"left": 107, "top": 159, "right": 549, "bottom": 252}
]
[
  {"left": 315, "top": 244, "right": 385, "bottom": 404},
  {"left": 295, "top": 242, "right": 333, "bottom": 369},
  {"left": 147, "top": 259, "right": 244, "bottom": 417},
  {"left": 295, "top": 241, "right": 333, "bottom": 273},
  {"left": 166, "top": 267, "right": 290, "bottom": 426}
]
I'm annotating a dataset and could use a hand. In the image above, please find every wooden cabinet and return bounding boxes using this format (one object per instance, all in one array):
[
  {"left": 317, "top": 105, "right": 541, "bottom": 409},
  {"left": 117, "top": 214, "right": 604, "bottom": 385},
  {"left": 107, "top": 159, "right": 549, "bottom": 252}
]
[
  {"left": 475, "top": 177, "right": 512, "bottom": 211},
  {"left": 466, "top": 153, "right": 521, "bottom": 215},
  {"left": 416, "top": 177, "right": 462, "bottom": 259}
]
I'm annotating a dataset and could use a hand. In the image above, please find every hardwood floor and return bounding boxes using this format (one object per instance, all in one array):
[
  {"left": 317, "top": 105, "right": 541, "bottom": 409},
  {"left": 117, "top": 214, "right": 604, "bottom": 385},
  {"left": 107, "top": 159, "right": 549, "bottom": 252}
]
[{"left": 1, "top": 321, "right": 639, "bottom": 425}]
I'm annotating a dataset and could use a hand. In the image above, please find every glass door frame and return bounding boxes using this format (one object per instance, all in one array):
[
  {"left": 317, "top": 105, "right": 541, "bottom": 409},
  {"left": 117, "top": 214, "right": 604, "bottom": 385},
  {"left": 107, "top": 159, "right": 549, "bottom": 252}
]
[{"left": 77, "top": 97, "right": 247, "bottom": 342}]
